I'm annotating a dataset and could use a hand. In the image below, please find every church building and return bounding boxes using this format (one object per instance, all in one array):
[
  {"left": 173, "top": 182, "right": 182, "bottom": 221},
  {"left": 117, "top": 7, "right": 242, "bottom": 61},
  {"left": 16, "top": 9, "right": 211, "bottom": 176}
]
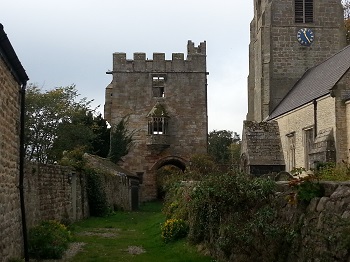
[{"left": 243, "top": 0, "right": 349, "bottom": 173}]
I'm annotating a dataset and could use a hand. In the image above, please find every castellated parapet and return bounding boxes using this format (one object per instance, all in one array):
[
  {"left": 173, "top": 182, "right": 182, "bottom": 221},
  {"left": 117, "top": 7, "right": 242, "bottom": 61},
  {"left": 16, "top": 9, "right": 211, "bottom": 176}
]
[
  {"left": 111, "top": 40, "right": 206, "bottom": 74},
  {"left": 105, "top": 40, "right": 208, "bottom": 201}
]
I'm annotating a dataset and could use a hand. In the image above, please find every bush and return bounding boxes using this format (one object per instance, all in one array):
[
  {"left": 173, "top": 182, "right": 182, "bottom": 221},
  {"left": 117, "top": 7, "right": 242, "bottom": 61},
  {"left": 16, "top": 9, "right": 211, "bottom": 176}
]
[
  {"left": 161, "top": 218, "right": 189, "bottom": 243},
  {"left": 28, "top": 220, "right": 71, "bottom": 259},
  {"left": 315, "top": 162, "right": 350, "bottom": 181},
  {"left": 85, "top": 169, "right": 109, "bottom": 217}
]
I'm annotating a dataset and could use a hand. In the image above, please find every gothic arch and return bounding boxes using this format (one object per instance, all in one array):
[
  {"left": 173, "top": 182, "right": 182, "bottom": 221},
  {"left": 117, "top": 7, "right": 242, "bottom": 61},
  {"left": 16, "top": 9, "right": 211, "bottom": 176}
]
[{"left": 151, "top": 156, "right": 188, "bottom": 172}]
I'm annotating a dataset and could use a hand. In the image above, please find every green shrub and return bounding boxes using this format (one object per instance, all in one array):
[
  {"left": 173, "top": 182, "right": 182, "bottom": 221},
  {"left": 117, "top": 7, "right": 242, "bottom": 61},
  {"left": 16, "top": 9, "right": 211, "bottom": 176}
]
[
  {"left": 85, "top": 169, "right": 109, "bottom": 217},
  {"left": 28, "top": 220, "right": 71, "bottom": 259},
  {"left": 297, "top": 180, "right": 324, "bottom": 203},
  {"left": 161, "top": 218, "right": 189, "bottom": 243},
  {"left": 315, "top": 162, "right": 350, "bottom": 181}
]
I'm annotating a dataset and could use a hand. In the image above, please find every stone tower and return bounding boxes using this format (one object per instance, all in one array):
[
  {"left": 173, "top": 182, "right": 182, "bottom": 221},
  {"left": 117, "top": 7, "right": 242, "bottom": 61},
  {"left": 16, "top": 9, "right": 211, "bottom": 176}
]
[
  {"left": 247, "top": 0, "right": 346, "bottom": 122},
  {"left": 104, "top": 40, "right": 208, "bottom": 201}
]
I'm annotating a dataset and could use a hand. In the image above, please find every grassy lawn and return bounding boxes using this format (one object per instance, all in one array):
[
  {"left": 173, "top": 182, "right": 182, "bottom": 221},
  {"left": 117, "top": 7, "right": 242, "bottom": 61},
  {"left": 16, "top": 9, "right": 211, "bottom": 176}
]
[{"left": 70, "top": 201, "right": 214, "bottom": 262}]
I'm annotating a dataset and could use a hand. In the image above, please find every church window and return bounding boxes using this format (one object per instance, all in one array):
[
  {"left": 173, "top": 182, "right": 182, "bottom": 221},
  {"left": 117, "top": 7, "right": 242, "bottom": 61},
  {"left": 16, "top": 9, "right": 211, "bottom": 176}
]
[
  {"left": 148, "top": 117, "right": 168, "bottom": 135},
  {"left": 303, "top": 127, "right": 314, "bottom": 170},
  {"left": 286, "top": 132, "right": 296, "bottom": 171},
  {"left": 295, "top": 0, "right": 313, "bottom": 23},
  {"left": 152, "top": 76, "right": 165, "bottom": 97}
]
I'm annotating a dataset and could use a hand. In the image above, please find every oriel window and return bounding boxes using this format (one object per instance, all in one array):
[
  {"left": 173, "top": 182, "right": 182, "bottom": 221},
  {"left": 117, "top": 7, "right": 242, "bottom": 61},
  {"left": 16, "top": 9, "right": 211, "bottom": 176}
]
[{"left": 148, "top": 117, "right": 168, "bottom": 135}]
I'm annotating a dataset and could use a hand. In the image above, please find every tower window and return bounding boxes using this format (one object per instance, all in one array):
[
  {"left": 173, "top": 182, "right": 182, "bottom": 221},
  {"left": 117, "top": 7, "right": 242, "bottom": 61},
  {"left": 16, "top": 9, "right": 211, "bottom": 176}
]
[
  {"left": 295, "top": 0, "right": 313, "bottom": 23},
  {"left": 152, "top": 76, "right": 165, "bottom": 97}
]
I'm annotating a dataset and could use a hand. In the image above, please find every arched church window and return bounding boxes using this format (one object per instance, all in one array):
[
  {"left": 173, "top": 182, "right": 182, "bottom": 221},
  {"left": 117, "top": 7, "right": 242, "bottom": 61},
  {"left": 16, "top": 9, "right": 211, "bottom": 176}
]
[{"left": 295, "top": 0, "right": 313, "bottom": 23}]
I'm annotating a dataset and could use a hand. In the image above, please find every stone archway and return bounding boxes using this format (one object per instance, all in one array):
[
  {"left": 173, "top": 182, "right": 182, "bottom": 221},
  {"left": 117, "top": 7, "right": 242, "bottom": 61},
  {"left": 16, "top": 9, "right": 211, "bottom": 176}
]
[
  {"left": 150, "top": 156, "right": 188, "bottom": 199},
  {"left": 151, "top": 156, "right": 188, "bottom": 172}
]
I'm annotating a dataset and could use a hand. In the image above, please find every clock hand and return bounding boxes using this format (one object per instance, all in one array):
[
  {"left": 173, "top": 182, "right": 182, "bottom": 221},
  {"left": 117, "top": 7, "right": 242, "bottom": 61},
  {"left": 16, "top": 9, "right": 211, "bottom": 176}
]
[{"left": 303, "top": 30, "right": 311, "bottom": 43}]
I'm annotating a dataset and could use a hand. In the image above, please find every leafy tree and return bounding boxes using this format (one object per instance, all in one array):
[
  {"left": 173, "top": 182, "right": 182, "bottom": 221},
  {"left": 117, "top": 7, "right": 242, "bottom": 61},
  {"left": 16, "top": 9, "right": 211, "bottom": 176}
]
[
  {"left": 108, "top": 116, "right": 134, "bottom": 164},
  {"left": 90, "top": 113, "right": 110, "bottom": 158},
  {"left": 24, "top": 84, "right": 108, "bottom": 163},
  {"left": 25, "top": 84, "right": 92, "bottom": 163},
  {"left": 208, "top": 130, "right": 240, "bottom": 167}
]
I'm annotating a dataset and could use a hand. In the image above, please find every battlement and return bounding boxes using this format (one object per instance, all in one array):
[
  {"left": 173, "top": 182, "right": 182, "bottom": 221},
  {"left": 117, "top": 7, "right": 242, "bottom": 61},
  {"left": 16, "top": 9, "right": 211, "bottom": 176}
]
[{"left": 111, "top": 40, "right": 206, "bottom": 73}]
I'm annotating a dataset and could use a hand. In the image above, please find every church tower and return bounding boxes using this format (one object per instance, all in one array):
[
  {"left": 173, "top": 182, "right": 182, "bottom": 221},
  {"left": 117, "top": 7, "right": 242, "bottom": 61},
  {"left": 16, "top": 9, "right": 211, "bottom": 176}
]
[{"left": 247, "top": 0, "right": 346, "bottom": 122}]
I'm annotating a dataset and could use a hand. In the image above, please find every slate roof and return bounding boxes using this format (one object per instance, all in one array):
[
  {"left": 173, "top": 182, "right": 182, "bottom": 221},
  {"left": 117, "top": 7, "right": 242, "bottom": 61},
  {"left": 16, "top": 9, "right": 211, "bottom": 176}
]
[
  {"left": 268, "top": 45, "right": 350, "bottom": 120},
  {"left": 0, "top": 23, "right": 29, "bottom": 84}
]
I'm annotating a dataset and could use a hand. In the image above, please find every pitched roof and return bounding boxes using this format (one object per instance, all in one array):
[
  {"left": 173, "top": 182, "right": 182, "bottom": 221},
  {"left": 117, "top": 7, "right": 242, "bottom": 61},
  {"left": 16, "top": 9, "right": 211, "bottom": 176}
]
[
  {"left": 0, "top": 23, "right": 29, "bottom": 84},
  {"left": 268, "top": 45, "right": 350, "bottom": 120}
]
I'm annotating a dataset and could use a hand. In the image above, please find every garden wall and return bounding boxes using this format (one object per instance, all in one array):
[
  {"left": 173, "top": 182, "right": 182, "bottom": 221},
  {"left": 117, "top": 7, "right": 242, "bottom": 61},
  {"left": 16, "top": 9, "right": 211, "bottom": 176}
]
[
  {"left": 2, "top": 158, "right": 138, "bottom": 261},
  {"left": 274, "top": 180, "right": 350, "bottom": 261}
]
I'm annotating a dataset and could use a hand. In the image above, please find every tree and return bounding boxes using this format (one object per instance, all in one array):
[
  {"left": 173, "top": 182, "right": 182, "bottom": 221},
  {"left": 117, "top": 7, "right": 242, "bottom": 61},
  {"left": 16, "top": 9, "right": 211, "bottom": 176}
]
[
  {"left": 108, "top": 116, "right": 134, "bottom": 164},
  {"left": 25, "top": 84, "right": 97, "bottom": 163},
  {"left": 208, "top": 130, "right": 240, "bottom": 167},
  {"left": 90, "top": 113, "right": 110, "bottom": 158}
]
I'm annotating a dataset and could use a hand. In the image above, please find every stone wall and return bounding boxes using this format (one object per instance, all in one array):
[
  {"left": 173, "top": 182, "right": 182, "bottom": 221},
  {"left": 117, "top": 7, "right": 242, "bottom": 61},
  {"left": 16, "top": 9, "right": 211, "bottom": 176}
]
[
  {"left": 2, "top": 159, "right": 136, "bottom": 261},
  {"left": 0, "top": 46, "right": 23, "bottom": 262},
  {"left": 24, "top": 163, "right": 89, "bottom": 228},
  {"left": 275, "top": 95, "right": 336, "bottom": 170},
  {"left": 275, "top": 180, "right": 350, "bottom": 261}
]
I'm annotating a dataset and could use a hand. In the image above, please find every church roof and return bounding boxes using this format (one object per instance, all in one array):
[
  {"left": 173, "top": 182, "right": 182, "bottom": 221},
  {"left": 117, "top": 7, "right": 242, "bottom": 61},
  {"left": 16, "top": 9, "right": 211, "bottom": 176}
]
[{"left": 268, "top": 45, "right": 350, "bottom": 120}]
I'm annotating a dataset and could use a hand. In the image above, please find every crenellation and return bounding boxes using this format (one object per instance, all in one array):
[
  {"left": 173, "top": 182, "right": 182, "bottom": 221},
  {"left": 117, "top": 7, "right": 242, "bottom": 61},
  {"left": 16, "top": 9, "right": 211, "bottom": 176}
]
[
  {"left": 111, "top": 43, "right": 206, "bottom": 73},
  {"left": 152, "top": 53, "right": 166, "bottom": 71},
  {"left": 113, "top": 52, "right": 127, "bottom": 71}
]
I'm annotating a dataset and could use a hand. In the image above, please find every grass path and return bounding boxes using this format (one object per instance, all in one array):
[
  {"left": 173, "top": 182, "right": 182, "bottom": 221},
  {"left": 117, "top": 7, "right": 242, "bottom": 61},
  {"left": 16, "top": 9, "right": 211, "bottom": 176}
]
[{"left": 69, "top": 201, "right": 214, "bottom": 262}]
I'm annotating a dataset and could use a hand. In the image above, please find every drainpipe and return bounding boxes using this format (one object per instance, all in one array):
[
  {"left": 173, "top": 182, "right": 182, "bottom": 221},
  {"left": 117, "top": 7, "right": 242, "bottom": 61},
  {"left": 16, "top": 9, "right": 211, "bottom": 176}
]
[
  {"left": 19, "top": 81, "right": 29, "bottom": 261},
  {"left": 313, "top": 99, "right": 317, "bottom": 138}
]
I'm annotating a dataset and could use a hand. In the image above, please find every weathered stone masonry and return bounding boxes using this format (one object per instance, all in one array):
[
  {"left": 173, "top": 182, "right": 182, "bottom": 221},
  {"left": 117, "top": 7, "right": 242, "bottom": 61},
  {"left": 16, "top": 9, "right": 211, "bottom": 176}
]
[
  {"left": 105, "top": 40, "right": 208, "bottom": 201},
  {"left": 248, "top": 0, "right": 345, "bottom": 122},
  {"left": 0, "top": 23, "right": 28, "bottom": 261}
]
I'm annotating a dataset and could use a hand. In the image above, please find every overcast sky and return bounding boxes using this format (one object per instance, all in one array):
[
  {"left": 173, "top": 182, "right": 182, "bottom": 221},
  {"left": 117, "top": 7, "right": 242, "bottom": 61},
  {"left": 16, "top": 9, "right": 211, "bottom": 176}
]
[{"left": 1, "top": 0, "right": 253, "bottom": 134}]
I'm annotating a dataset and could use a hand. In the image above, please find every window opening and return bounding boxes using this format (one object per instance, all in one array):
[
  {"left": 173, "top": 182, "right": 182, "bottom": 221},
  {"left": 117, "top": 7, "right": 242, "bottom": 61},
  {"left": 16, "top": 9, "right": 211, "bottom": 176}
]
[
  {"left": 152, "top": 76, "right": 165, "bottom": 97},
  {"left": 148, "top": 117, "right": 168, "bottom": 135},
  {"left": 136, "top": 172, "right": 144, "bottom": 184},
  {"left": 304, "top": 128, "right": 314, "bottom": 170},
  {"left": 287, "top": 133, "right": 296, "bottom": 171},
  {"left": 295, "top": 0, "right": 313, "bottom": 23}
]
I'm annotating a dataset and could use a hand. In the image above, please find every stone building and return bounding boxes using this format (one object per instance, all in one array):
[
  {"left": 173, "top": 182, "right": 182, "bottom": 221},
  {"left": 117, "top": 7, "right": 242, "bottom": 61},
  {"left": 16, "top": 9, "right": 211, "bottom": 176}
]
[
  {"left": 0, "top": 23, "right": 29, "bottom": 260},
  {"left": 268, "top": 45, "right": 350, "bottom": 171},
  {"left": 247, "top": 0, "right": 346, "bottom": 122},
  {"left": 243, "top": 0, "right": 349, "bottom": 173},
  {"left": 104, "top": 40, "right": 208, "bottom": 201}
]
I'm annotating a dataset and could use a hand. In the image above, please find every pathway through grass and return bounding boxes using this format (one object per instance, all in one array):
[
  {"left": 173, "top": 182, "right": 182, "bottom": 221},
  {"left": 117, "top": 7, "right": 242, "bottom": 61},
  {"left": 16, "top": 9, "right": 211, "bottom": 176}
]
[{"left": 69, "top": 201, "right": 214, "bottom": 262}]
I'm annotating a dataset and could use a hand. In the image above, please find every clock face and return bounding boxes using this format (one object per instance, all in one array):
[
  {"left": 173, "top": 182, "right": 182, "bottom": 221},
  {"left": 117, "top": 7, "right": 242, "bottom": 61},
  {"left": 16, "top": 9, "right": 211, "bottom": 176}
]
[{"left": 297, "top": 28, "right": 314, "bottom": 46}]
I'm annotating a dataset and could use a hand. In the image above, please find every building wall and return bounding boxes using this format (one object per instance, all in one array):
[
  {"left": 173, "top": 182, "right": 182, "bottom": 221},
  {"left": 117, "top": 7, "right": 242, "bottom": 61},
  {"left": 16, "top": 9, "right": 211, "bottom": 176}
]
[
  {"left": 248, "top": 0, "right": 346, "bottom": 121},
  {"left": 346, "top": 100, "right": 350, "bottom": 162},
  {"left": 333, "top": 71, "right": 350, "bottom": 163},
  {"left": 105, "top": 41, "right": 208, "bottom": 201},
  {"left": 275, "top": 96, "right": 336, "bottom": 170},
  {"left": 0, "top": 53, "right": 23, "bottom": 260}
]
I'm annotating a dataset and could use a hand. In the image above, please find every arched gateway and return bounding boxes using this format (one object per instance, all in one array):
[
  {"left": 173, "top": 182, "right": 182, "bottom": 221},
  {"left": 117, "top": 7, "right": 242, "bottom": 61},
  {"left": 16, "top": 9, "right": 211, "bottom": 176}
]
[{"left": 104, "top": 41, "right": 208, "bottom": 201}]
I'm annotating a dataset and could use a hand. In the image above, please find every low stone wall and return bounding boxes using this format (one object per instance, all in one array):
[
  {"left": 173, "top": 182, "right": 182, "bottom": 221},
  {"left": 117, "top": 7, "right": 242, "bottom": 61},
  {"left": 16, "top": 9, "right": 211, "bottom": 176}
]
[
  {"left": 275, "top": 180, "right": 350, "bottom": 261},
  {"left": 2, "top": 159, "right": 137, "bottom": 261},
  {"left": 24, "top": 163, "right": 89, "bottom": 228}
]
